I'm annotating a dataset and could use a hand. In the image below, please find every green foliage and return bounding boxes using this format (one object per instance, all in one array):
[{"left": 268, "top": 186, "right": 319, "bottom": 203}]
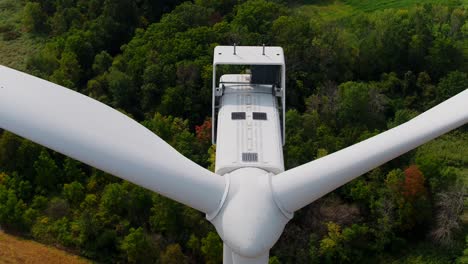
[
  {"left": 99, "top": 183, "right": 128, "bottom": 216},
  {"left": 415, "top": 133, "right": 468, "bottom": 191},
  {"left": 160, "top": 244, "right": 189, "bottom": 264},
  {"left": 1, "top": 0, "right": 467, "bottom": 263},
  {"left": 127, "top": 184, "right": 153, "bottom": 225},
  {"left": 34, "top": 150, "right": 59, "bottom": 192},
  {"left": 0, "top": 132, "right": 22, "bottom": 172},
  {"left": 342, "top": 0, "right": 464, "bottom": 12},
  {"left": 457, "top": 235, "right": 468, "bottom": 263},
  {"left": 195, "top": 0, "right": 238, "bottom": 15},
  {"left": 269, "top": 256, "right": 282, "bottom": 264},
  {"left": 62, "top": 181, "right": 84, "bottom": 205},
  {"left": 149, "top": 195, "right": 180, "bottom": 236},
  {"left": 50, "top": 51, "right": 82, "bottom": 89},
  {"left": 0, "top": 186, "right": 28, "bottom": 230},
  {"left": 187, "top": 234, "right": 201, "bottom": 254},
  {"left": 26, "top": 43, "right": 60, "bottom": 78},
  {"left": 4, "top": 172, "right": 33, "bottom": 201},
  {"left": 32, "top": 216, "right": 77, "bottom": 247},
  {"left": 319, "top": 222, "right": 371, "bottom": 263},
  {"left": 201, "top": 232, "right": 223, "bottom": 264},
  {"left": 107, "top": 69, "right": 136, "bottom": 110},
  {"left": 16, "top": 139, "right": 43, "bottom": 182},
  {"left": 120, "top": 227, "right": 157, "bottom": 264},
  {"left": 92, "top": 51, "right": 112, "bottom": 75},
  {"left": 231, "top": 0, "right": 287, "bottom": 42},
  {"left": 22, "top": 2, "right": 47, "bottom": 33},
  {"left": 143, "top": 113, "right": 209, "bottom": 166},
  {"left": 382, "top": 168, "right": 432, "bottom": 232},
  {"left": 337, "top": 82, "right": 386, "bottom": 128},
  {"left": 63, "top": 158, "right": 85, "bottom": 183},
  {"left": 436, "top": 71, "right": 468, "bottom": 103},
  {"left": 31, "top": 195, "right": 48, "bottom": 211},
  {"left": 387, "top": 109, "right": 419, "bottom": 128}
]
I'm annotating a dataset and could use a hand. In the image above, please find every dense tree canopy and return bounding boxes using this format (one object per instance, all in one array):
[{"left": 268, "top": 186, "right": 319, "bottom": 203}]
[{"left": 0, "top": 0, "right": 467, "bottom": 263}]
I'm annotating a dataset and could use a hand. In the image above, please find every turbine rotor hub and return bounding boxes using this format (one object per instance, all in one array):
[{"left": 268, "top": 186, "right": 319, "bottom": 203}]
[{"left": 208, "top": 167, "right": 292, "bottom": 258}]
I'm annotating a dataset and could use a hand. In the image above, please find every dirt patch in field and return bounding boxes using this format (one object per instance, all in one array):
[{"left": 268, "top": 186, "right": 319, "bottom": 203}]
[{"left": 0, "top": 231, "right": 89, "bottom": 264}]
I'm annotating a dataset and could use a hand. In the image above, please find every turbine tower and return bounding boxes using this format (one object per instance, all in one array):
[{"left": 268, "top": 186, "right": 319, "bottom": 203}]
[{"left": 1, "top": 45, "right": 467, "bottom": 264}]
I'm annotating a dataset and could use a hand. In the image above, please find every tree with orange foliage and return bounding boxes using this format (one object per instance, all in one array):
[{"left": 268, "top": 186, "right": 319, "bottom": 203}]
[
  {"left": 402, "top": 165, "right": 427, "bottom": 201},
  {"left": 195, "top": 118, "right": 212, "bottom": 145}
]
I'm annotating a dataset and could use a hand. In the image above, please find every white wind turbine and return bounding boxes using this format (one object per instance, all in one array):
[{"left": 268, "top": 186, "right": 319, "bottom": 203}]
[{"left": 1, "top": 45, "right": 467, "bottom": 264}]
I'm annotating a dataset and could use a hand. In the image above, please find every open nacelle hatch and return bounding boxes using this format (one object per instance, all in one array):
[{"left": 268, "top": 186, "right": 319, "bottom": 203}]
[{"left": 211, "top": 45, "right": 286, "bottom": 145}]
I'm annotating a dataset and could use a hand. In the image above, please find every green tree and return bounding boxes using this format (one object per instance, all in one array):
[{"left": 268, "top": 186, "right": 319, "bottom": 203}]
[
  {"left": 337, "top": 82, "right": 386, "bottom": 129},
  {"left": 99, "top": 183, "right": 128, "bottom": 216},
  {"left": 22, "top": 2, "right": 48, "bottom": 33},
  {"left": 387, "top": 109, "right": 419, "bottom": 128},
  {"left": 160, "top": 244, "right": 188, "bottom": 264},
  {"left": 127, "top": 184, "right": 153, "bottom": 225},
  {"left": 436, "top": 71, "right": 467, "bottom": 103},
  {"left": 4, "top": 173, "right": 33, "bottom": 201},
  {"left": 26, "top": 43, "right": 60, "bottom": 78},
  {"left": 63, "top": 158, "right": 86, "bottom": 183},
  {"left": 32, "top": 195, "right": 48, "bottom": 211},
  {"left": 149, "top": 195, "right": 180, "bottom": 236},
  {"left": 64, "top": 32, "right": 95, "bottom": 69},
  {"left": 92, "top": 51, "right": 113, "bottom": 75},
  {"left": 50, "top": 51, "right": 82, "bottom": 89},
  {"left": 269, "top": 256, "right": 281, "bottom": 264},
  {"left": 187, "top": 234, "right": 201, "bottom": 255},
  {"left": 0, "top": 132, "right": 22, "bottom": 173},
  {"left": 120, "top": 227, "right": 156, "bottom": 264},
  {"left": 34, "top": 150, "right": 59, "bottom": 192},
  {"left": 457, "top": 235, "right": 468, "bottom": 263},
  {"left": 107, "top": 69, "right": 136, "bottom": 110},
  {"left": 0, "top": 187, "right": 27, "bottom": 231},
  {"left": 195, "top": 0, "right": 237, "bottom": 15},
  {"left": 62, "top": 181, "right": 85, "bottom": 205},
  {"left": 231, "top": 0, "right": 287, "bottom": 43},
  {"left": 16, "top": 139, "right": 43, "bottom": 182},
  {"left": 201, "top": 232, "right": 223, "bottom": 264},
  {"left": 319, "top": 222, "right": 370, "bottom": 263}
]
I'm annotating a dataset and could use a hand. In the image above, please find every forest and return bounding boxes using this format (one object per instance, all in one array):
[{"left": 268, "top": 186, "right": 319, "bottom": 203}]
[{"left": 0, "top": 0, "right": 467, "bottom": 263}]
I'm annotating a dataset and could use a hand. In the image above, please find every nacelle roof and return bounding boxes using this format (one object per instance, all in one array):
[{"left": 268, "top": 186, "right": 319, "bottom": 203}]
[{"left": 213, "top": 46, "right": 285, "bottom": 66}]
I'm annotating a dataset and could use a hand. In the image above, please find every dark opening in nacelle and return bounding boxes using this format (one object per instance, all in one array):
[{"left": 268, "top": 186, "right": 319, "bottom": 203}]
[{"left": 250, "top": 65, "right": 281, "bottom": 86}]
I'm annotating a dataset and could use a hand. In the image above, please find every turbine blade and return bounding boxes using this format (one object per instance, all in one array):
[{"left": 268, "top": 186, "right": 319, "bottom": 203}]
[
  {"left": 272, "top": 89, "right": 468, "bottom": 213},
  {"left": 0, "top": 65, "right": 225, "bottom": 213}
]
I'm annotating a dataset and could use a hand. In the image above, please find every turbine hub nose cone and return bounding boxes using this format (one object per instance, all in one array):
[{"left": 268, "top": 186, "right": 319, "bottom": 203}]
[{"left": 209, "top": 168, "right": 291, "bottom": 258}]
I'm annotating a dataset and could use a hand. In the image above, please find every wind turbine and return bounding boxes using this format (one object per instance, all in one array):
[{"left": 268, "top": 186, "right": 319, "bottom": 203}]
[{"left": 0, "top": 45, "right": 467, "bottom": 264}]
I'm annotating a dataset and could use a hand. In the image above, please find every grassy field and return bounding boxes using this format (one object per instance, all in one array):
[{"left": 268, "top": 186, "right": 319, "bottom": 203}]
[
  {"left": 343, "top": 0, "right": 468, "bottom": 12},
  {"left": 296, "top": 2, "right": 355, "bottom": 22},
  {"left": 0, "top": 0, "right": 45, "bottom": 70},
  {"left": 296, "top": 0, "right": 468, "bottom": 21},
  {"left": 0, "top": 231, "right": 89, "bottom": 264}
]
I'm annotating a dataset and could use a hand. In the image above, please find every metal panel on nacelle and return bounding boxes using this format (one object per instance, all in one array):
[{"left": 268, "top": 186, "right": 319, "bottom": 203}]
[
  {"left": 213, "top": 46, "right": 285, "bottom": 65},
  {"left": 215, "top": 75, "right": 284, "bottom": 175}
]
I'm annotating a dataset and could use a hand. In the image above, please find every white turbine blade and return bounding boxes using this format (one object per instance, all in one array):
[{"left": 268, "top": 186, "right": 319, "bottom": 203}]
[
  {"left": 0, "top": 65, "right": 225, "bottom": 213},
  {"left": 273, "top": 89, "right": 468, "bottom": 214}
]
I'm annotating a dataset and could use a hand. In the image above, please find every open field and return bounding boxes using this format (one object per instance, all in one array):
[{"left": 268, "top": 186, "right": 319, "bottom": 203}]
[
  {"left": 296, "top": 2, "right": 355, "bottom": 22},
  {"left": 0, "top": 231, "right": 90, "bottom": 264},
  {"left": 297, "top": 0, "right": 468, "bottom": 21},
  {"left": 343, "top": 0, "right": 468, "bottom": 12},
  {"left": 0, "top": 0, "right": 45, "bottom": 70}
]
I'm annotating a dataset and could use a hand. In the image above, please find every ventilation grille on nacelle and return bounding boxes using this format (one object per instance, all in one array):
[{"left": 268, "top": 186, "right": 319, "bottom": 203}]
[
  {"left": 252, "top": 112, "right": 267, "bottom": 120},
  {"left": 242, "top": 152, "right": 258, "bottom": 162},
  {"left": 232, "top": 112, "right": 246, "bottom": 120}
]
